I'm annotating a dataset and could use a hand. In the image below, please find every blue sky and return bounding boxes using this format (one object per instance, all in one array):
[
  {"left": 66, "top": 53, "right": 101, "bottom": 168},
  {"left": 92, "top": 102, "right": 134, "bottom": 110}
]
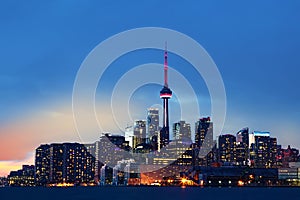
[{"left": 0, "top": 0, "right": 300, "bottom": 172}]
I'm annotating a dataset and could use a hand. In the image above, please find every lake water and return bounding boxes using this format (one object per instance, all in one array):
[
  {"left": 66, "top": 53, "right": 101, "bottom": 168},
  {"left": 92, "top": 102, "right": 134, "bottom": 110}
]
[{"left": 1, "top": 187, "right": 299, "bottom": 200}]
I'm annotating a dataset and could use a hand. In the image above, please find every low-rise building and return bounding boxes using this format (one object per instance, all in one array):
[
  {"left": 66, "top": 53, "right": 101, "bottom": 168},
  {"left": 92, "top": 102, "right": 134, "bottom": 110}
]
[{"left": 8, "top": 165, "right": 35, "bottom": 187}]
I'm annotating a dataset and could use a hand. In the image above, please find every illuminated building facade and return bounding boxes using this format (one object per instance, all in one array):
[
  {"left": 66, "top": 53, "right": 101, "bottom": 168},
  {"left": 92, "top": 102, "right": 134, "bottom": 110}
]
[
  {"left": 100, "top": 165, "right": 113, "bottom": 185},
  {"left": 8, "top": 165, "right": 35, "bottom": 187},
  {"left": 112, "top": 159, "right": 140, "bottom": 186},
  {"left": 85, "top": 142, "right": 99, "bottom": 181},
  {"left": 34, "top": 143, "right": 95, "bottom": 186},
  {"left": 218, "top": 134, "right": 237, "bottom": 164},
  {"left": 195, "top": 166, "right": 278, "bottom": 186},
  {"left": 236, "top": 127, "right": 250, "bottom": 165},
  {"left": 63, "top": 143, "right": 95, "bottom": 184},
  {"left": 133, "top": 120, "right": 147, "bottom": 149},
  {"left": 236, "top": 143, "right": 247, "bottom": 166},
  {"left": 193, "top": 117, "right": 215, "bottom": 166},
  {"left": 147, "top": 108, "right": 160, "bottom": 151},
  {"left": 49, "top": 144, "right": 64, "bottom": 184},
  {"left": 35, "top": 144, "right": 50, "bottom": 186},
  {"left": 195, "top": 117, "right": 213, "bottom": 149},
  {"left": 250, "top": 131, "right": 277, "bottom": 168},
  {"left": 0, "top": 177, "right": 8, "bottom": 187}
]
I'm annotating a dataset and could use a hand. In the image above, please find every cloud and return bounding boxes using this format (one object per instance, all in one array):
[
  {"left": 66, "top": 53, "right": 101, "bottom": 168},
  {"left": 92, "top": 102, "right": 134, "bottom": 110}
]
[{"left": 0, "top": 102, "right": 79, "bottom": 160}]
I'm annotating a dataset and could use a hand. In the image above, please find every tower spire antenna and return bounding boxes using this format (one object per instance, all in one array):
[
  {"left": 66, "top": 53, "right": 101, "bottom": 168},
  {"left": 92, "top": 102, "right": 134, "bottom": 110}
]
[{"left": 164, "top": 41, "right": 168, "bottom": 88}]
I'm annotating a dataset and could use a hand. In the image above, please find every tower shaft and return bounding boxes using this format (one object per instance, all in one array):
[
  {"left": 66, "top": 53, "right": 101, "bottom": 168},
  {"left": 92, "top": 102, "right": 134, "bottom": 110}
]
[{"left": 163, "top": 98, "right": 169, "bottom": 128}]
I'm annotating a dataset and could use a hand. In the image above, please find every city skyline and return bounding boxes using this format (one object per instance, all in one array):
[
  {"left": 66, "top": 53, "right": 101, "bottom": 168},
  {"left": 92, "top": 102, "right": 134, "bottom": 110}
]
[
  {"left": 1, "top": 104, "right": 299, "bottom": 178},
  {"left": 4, "top": 117, "right": 300, "bottom": 187},
  {"left": 1, "top": 1, "right": 300, "bottom": 178}
]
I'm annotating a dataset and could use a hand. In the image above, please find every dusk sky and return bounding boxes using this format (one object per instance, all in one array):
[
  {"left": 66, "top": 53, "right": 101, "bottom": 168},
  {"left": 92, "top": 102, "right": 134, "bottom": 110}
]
[{"left": 1, "top": 0, "right": 300, "bottom": 176}]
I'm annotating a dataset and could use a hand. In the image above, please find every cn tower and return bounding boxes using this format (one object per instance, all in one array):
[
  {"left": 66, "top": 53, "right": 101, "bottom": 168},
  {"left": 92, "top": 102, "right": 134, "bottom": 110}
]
[{"left": 159, "top": 43, "right": 172, "bottom": 148}]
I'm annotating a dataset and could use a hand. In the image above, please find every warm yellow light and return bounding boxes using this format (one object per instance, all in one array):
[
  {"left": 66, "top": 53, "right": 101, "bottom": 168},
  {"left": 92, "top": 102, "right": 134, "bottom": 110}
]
[
  {"left": 55, "top": 183, "right": 74, "bottom": 187},
  {"left": 238, "top": 180, "right": 244, "bottom": 186},
  {"left": 200, "top": 180, "right": 204, "bottom": 186},
  {"left": 181, "top": 178, "right": 187, "bottom": 184}
]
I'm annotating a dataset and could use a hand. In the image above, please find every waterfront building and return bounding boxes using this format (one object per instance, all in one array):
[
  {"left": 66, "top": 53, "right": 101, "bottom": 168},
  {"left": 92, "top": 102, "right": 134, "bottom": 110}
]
[
  {"left": 8, "top": 165, "right": 35, "bottom": 187},
  {"left": 35, "top": 143, "right": 95, "bottom": 186}
]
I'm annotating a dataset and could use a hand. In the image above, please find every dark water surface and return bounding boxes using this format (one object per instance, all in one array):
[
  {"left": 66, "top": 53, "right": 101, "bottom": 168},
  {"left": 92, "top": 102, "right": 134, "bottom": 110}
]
[{"left": 1, "top": 187, "right": 299, "bottom": 200}]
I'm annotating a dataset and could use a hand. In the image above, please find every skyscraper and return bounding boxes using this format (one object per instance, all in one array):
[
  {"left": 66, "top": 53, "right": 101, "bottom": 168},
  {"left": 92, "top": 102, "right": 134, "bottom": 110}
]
[
  {"left": 147, "top": 108, "right": 160, "bottom": 151},
  {"left": 133, "top": 120, "right": 147, "bottom": 149},
  {"left": 250, "top": 131, "right": 277, "bottom": 168},
  {"left": 63, "top": 143, "right": 95, "bottom": 184},
  {"left": 160, "top": 44, "right": 172, "bottom": 149},
  {"left": 236, "top": 127, "right": 249, "bottom": 146},
  {"left": 218, "top": 134, "right": 237, "bottom": 164},
  {"left": 147, "top": 108, "right": 159, "bottom": 137},
  {"left": 195, "top": 117, "right": 213, "bottom": 149},
  {"left": 49, "top": 144, "right": 64, "bottom": 184},
  {"left": 35, "top": 144, "right": 50, "bottom": 186},
  {"left": 85, "top": 142, "right": 99, "bottom": 182},
  {"left": 236, "top": 127, "right": 250, "bottom": 165},
  {"left": 194, "top": 117, "right": 214, "bottom": 166},
  {"left": 125, "top": 125, "right": 134, "bottom": 148},
  {"left": 173, "top": 120, "right": 191, "bottom": 141}
]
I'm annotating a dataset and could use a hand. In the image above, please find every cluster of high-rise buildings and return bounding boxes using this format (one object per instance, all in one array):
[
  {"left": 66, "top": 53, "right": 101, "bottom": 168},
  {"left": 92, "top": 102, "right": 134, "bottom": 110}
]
[
  {"left": 5, "top": 46, "right": 300, "bottom": 187},
  {"left": 5, "top": 114, "right": 300, "bottom": 187}
]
